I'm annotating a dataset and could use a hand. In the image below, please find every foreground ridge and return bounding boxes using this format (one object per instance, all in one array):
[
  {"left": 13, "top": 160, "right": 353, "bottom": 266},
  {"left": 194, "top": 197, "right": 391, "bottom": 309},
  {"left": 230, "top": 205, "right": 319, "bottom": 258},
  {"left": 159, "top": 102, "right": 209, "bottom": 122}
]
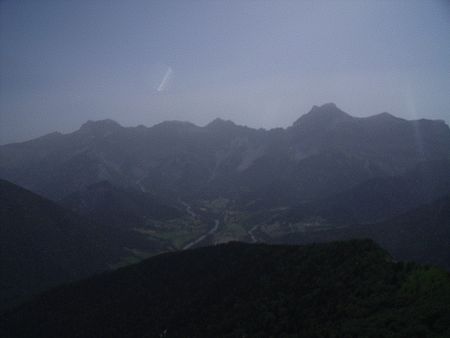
[{"left": 2, "top": 240, "right": 449, "bottom": 338}]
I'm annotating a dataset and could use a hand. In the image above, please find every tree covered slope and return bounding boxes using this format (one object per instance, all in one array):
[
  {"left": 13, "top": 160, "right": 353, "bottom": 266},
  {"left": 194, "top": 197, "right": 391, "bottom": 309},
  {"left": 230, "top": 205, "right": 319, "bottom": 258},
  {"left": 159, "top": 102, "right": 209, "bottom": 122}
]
[{"left": 2, "top": 240, "right": 449, "bottom": 338}]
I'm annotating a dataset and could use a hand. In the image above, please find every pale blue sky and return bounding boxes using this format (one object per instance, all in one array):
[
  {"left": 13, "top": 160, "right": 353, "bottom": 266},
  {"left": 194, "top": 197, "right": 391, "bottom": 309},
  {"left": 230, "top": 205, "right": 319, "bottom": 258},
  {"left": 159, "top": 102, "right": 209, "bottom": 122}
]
[{"left": 1, "top": 0, "right": 449, "bottom": 143}]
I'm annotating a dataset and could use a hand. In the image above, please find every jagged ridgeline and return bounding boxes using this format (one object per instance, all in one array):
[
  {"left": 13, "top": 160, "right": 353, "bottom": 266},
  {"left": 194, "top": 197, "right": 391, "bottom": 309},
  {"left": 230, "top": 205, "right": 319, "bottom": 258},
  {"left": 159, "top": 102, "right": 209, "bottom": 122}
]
[
  {"left": 1, "top": 240, "right": 449, "bottom": 338},
  {"left": 1, "top": 103, "right": 449, "bottom": 204}
]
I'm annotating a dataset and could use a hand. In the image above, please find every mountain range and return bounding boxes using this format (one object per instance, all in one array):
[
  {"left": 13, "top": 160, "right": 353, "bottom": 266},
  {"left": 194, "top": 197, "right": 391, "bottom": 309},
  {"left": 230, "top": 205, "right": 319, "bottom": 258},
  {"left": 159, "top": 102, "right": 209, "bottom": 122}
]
[
  {"left": 1, "top": 103, "right": 449, "bottom": 206},
  {"left": 1, "top": 103, "right": 450, "bottom": 313}
]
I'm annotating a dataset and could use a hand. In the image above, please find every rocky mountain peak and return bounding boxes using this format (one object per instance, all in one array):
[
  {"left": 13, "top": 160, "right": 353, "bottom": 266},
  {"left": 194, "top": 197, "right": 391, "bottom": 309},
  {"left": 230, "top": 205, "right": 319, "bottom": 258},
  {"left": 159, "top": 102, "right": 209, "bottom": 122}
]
[
  {"left": 78, "top": 119, "right": 122, "bottom": 135},
  {"left": 206, "top": 118, "right": 237, "bottom": 129},
  {"left": 368, "top": 112, "right": 400, "bottom": 122},
  {"left": 292, "top": 103, "right": 352, "bottom": 129}
]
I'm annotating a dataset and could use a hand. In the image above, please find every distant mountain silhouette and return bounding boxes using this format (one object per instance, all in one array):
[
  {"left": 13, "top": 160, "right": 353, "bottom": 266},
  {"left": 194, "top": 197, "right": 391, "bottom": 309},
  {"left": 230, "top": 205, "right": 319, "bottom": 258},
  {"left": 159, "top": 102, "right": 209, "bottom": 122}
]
[
  {"left": 77, "top": 119, "right": 122, "bottom": 136},
  {"left": 2, "top": 240, "right": 449, "bottom": 337},
  {"left": 292, "top": 102, "right": 352, "bottom": 130},
  {"left": 1, "top": 104, "right": 449, "bottom": 206},
  {"left": 205, "top": 117, "right": 238, "bottom": 130}
]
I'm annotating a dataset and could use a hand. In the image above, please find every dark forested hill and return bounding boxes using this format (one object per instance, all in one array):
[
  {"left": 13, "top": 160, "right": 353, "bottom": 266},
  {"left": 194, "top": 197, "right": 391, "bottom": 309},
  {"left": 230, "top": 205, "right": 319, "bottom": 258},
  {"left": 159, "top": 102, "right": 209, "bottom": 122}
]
[
  {"left": 1, "top": 240, "right": 449, "bottom": 338},
  {"left": 0, "top": 179, "right": 168, "bottom": 312}
]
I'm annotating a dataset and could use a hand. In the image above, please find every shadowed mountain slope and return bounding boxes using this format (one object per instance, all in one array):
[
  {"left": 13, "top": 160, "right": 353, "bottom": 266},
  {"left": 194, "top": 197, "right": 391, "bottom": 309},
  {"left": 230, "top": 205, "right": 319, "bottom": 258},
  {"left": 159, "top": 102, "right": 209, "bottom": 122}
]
[
  {"left": 0, "top": 179, "right": 167, "bottom": 312},
  {"left": 60, "top": 181, "right": 183, "bottom": 228},
  {"left": 278, "top": 158, "right": 450, "bottom": 225},
  {"left": 276, "top": 195, "right": 450, "bottom": 270}
]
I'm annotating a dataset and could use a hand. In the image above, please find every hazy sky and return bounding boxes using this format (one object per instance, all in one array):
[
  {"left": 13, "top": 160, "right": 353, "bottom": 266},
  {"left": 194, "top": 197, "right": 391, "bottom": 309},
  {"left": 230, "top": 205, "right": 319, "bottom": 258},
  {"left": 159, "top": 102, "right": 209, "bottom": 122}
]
[{"left": 1, "top": 0, "right": 449, "bottom": 144}]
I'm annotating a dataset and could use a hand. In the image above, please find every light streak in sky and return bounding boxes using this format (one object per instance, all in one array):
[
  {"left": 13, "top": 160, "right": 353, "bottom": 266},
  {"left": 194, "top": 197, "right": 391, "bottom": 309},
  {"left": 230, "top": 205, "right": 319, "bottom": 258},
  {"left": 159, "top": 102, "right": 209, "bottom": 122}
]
[{"left": 157, "top": 66, "right": 173, "bottom": 92}]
